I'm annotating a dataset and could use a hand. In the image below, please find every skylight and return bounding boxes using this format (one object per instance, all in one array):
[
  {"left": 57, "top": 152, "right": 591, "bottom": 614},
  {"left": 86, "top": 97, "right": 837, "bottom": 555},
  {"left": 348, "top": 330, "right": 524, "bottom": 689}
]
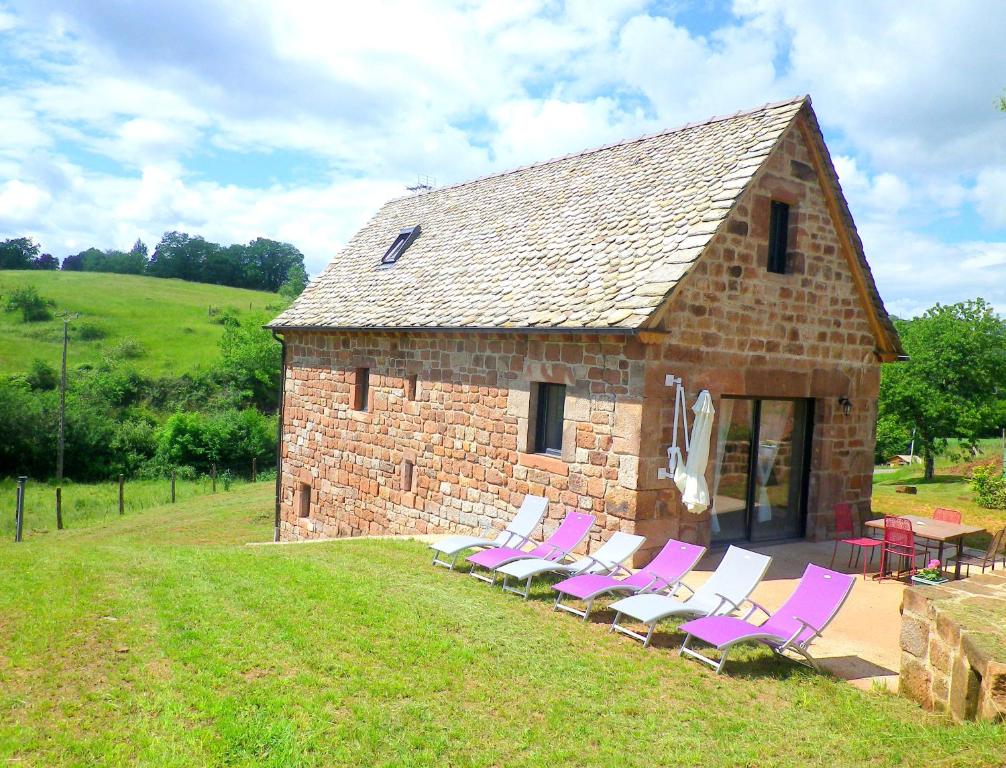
[{"left": 381, "top": 225, "right": 421, "bottom": 264}]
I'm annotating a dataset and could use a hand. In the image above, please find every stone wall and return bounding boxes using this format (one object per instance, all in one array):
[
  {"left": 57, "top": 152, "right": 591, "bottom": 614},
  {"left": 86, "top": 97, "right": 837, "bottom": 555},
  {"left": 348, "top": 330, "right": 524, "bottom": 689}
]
[
  {"left": 279, "top": 330, "right": 648, "bottom": 552},
  {"left": 638, "top": 114, "right": 881, "bottom": 546},
  {"left": 899, "top": 573, "right": 1006, "bottom": 722}
]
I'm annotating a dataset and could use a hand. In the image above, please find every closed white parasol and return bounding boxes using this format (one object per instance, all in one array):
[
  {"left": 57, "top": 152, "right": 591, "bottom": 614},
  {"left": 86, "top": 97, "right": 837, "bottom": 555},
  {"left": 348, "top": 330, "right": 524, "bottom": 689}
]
[{"left": 674, "top": 390, "right": 715, "bottom": 514}]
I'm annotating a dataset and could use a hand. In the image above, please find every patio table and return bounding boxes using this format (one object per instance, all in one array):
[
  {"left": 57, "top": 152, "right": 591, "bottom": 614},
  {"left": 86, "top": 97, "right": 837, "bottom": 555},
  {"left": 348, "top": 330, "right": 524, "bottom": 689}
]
[{"left": 864, "top": 515, "right": 985, "bottom": 580}]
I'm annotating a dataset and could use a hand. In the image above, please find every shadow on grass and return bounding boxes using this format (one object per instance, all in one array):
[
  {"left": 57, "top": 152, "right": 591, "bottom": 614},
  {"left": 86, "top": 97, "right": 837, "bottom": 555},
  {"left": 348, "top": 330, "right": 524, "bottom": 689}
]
[{"left": 874, "top": 474, "right": 968, "bottom": 487}]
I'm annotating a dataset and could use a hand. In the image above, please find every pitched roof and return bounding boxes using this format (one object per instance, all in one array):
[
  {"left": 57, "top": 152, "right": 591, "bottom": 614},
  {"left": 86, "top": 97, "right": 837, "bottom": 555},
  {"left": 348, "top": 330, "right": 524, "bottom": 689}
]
[{"left": 270, "top": 95, "right": 900, "bottom": 356}]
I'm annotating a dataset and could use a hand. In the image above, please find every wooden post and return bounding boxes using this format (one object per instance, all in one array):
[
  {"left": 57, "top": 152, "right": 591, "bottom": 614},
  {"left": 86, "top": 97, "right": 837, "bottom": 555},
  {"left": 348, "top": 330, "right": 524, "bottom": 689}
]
[
  {"left": 14, "top": 476, "right": 26, "bottom": 543},
  {"left": 171, "top": 470, "right": 176, "bottom": 503},
  {"left": 252, "top": 457, "right": 257, "bottom": 483},
  {"left": 211, "top": 464, "right": 217, "bottom": 493},
  {"left": 118, "top": 474, "right": 124, "bottom": 515},
  {"left": 56, "top": 487, "right": 62, "bottom": 530}
]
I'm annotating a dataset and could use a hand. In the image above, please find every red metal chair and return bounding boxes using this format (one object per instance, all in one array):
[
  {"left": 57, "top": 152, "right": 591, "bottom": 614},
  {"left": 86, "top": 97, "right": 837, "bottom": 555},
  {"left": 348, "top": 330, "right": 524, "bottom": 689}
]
[
  {"left": 829, "top": 503, "right": 882, "bottom": 579},
  {"left": 925, "top": 507, "right": 964, "bottom": 563},
  {"left": 933, "top": 507, "right": 962, "bottom": 524},
  {"left": 877, "top": 516, "right": 926, "bottom": 581}
]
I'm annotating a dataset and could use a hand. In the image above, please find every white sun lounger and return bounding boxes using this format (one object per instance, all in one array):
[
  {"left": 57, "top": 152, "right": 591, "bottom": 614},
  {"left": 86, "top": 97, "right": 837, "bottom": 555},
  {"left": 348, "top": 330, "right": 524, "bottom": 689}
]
[
  {"left": 495, "top": 532, "right": 646, "bottom": 598},
  {"left": 429, "top": 494, "right": 548, "bottom": 569},
  {"left": 609, "top": 545, "right": 772, "bottom": 647}
]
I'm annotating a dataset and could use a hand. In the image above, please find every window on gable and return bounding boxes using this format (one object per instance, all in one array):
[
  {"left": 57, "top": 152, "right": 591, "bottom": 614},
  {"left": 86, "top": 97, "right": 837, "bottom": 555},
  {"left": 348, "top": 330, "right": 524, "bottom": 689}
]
[
  {"left": 381, "top": 225, "right": 421, "bottom": 264},
  {"left": 767, "top": 201, "right": 789, "bottom": 274},
  {"left": 533, "top": 383, "right": 566, "bottom": 456}
]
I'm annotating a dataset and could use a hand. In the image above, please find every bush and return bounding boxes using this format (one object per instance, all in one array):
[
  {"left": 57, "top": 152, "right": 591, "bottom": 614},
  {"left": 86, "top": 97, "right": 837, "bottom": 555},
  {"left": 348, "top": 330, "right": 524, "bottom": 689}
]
[
  {"left": 971, "top": 464, "right": 1006, "bottom": 509},
  {"left": 26, "top": 359, "right": 58, "bottom": 391},
  {"left": 4, "top": 284, "right": 55, "bottom": 322},
  {"left": 154, "top": 408, "right": 275, "bottom": 473},
  {"left": 77, "top": 322, "right": 108, "bottom": 341}
]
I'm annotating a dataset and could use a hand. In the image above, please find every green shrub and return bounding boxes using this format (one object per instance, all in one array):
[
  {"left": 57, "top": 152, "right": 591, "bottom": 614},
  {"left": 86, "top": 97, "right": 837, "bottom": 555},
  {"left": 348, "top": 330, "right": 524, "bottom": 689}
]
[
  {"left": 4, "top": 284, "right": 54, "bottom": 322},
  {"left": 76, "top": 322, "right": 108, "bottom": 341},
  {"left": 971, "top": 464, "right": 1006, "bottom": 509},
  {"left": 26, "top": 358, "right": 58, "bottom": 391},
  {"left": 155, "top": 408, "right": 275, "bottom": 474}
]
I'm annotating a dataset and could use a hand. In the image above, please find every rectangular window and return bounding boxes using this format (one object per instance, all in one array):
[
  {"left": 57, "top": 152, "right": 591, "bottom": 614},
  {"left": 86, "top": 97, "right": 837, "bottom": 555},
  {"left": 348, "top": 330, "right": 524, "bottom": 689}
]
[
  {"left": 534, "top": 383, "right": 566, "bottom": 456},
  {"left": 767, "top": 201, "right": 789, "bottom": 274},
  {"left": 354, "top": 367, "right": 370, "bottom": 411},
  {"left": 298, "top": 482, "right": 311, "bottom": 518},
  {"left": 405, "top": 374, "right": 418, "bottom": 400}
]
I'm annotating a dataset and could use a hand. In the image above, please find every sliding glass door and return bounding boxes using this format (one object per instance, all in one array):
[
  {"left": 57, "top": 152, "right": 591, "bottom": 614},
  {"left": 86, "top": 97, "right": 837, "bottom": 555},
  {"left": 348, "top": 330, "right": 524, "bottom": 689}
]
[{"left": 710, "top": 398, "right": 812, "bottom": 544}]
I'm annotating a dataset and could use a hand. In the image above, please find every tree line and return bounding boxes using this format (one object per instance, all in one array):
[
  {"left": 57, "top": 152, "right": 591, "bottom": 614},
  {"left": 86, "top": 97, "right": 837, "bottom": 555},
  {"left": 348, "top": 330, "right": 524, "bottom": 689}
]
[{"left": 0, "top": 233, "right": 308, "bottom": 295}]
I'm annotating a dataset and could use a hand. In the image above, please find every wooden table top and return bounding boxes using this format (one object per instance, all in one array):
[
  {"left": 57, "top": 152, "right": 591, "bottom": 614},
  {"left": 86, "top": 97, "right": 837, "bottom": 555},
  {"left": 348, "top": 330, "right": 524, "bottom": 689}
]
[{"left": 865, "top": 515, "right": 985, "bottom": 542}]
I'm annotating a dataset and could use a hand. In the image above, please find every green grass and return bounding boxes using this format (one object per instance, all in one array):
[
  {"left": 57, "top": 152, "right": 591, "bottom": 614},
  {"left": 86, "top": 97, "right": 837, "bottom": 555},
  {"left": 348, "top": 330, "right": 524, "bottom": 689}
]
[
  {"left": 0, "top": 486, "right": 1003, "bottom": 767},
  {"left": 0, "top": 476, "right": 256, "bottom": 538},
  {"left": 0, "top": 271, "right": 283, "bottom": 376}
]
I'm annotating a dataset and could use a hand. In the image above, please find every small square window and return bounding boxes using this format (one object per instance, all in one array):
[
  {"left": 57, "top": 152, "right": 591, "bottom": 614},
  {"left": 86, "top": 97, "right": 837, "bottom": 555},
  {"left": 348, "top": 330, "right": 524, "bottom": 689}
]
[
  {"left": 298, "top": 482, "right": 311, "bottom": 518},
  {"left": 767, "top": 201, "right": 789, "bottom": 274},
  {"left": 534, "top": 383, "right": 566, "bottom": 456},
  {"left": 354, "top": 368, "right": 370, "bottom": 411}
]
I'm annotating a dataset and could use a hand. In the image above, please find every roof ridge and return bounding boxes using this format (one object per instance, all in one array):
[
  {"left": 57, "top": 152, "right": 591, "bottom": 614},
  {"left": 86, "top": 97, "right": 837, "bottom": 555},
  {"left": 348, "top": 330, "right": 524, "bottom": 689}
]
[{"left": 389, "top": 95, "right": 809, "bottom": 202}]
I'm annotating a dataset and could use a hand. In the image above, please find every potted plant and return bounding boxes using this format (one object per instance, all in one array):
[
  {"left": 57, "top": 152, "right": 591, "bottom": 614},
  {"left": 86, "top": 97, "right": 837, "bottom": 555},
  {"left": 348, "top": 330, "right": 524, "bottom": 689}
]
[{"left": 911, "top": 559, "right": 949, "bottom": 586}]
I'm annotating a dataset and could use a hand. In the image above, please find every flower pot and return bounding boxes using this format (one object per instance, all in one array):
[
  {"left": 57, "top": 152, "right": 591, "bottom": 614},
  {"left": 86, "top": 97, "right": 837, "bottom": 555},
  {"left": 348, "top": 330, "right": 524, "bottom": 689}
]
[{"left": 910, "top": 575, "right": 949, "bottom": 586}]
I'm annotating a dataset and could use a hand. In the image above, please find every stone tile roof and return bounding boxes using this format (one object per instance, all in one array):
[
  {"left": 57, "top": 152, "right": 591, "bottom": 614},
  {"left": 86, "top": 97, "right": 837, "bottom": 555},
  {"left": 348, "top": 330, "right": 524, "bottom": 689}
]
[{"left": 270, "top": 95, "right": 898, "bottom": 354}]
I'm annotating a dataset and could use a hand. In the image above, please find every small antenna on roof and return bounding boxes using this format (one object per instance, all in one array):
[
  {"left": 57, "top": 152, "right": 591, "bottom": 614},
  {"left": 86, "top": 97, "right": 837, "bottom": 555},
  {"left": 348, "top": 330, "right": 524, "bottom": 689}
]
[{"left": 406, "top": 174, "right": 435, "bottom": 195}]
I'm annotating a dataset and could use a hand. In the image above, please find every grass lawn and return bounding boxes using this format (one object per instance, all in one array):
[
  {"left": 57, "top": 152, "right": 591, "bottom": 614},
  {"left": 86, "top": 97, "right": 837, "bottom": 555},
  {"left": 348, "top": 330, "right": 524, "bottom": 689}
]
[
  {"left": 0, "top": 270, "right": 282, "bottom": 377},
  {"left": 1, "top": 486, "right": 1003, "bottom": 767}
]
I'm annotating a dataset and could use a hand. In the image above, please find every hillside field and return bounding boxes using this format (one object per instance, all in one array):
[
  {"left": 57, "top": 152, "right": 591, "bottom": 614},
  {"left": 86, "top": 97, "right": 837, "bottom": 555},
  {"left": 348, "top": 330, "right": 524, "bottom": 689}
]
[{"left": 0, "top": 271, "right": 283, "bottom": 376}]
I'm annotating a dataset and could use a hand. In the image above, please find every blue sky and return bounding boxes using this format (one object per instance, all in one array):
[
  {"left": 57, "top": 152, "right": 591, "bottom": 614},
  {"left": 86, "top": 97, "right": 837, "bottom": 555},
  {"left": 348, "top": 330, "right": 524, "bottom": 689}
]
[{"left": 1, "top": 0, "right": 1005, "bottom": 318}]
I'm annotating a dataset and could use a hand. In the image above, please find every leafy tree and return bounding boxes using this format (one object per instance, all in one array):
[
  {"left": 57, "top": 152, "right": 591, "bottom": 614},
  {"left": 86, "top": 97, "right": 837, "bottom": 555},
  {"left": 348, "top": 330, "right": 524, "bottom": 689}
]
[
  {"left": 280, "top": 263, "right": 308, "bottom": 299},
  {"left": 0, "top": 237, "right": 41, "bottom": 269},
  {"left": 874, "top": 414, "right": 912, "bottom": 465},
  {"left": 216, "top": 313, "right": 282, "bottom": 411},
  {"left": 243, "top": 237, "right": 306, "bottom": 292},
  {"left": 61, "top": 251, "right": 85, "bottom": 271},
  {"left": 26, "top": 359, "right": 58, "bottom": 391},
  {"left": 879, "top": 299, "right": 1006, "bottom": 480},
  {"left": 155, "top": 408, "right": 274, "bottom": 473},
  {"left": 32, "top": 253, "right": 59, "bottom": 270},
  {"left": 4, "top": 284, "right": 55, "bottom": 322},
  {"left": 149, "top": 232, "right": 220, "bottom": 281}
]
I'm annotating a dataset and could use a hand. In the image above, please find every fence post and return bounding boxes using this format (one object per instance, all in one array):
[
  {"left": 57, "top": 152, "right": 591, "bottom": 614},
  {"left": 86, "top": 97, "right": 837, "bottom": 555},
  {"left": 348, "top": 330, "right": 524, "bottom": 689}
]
[
  {"left": 211, "top": 464, "right": 217, "bottom": 493},
  {"left": 56, "top": 487, "right": 63, "bottom": 530},
  {"left": 171, "top": 470, "right": 176, "bottom": 503},
  {"left": 118, "top": 474, "right": 124, "bottom": 515},
  {"left": 252, "top": 457, "right": 257, "bottom": 483},
  {"left": 15, "top": 476, "right": 26, "bottom": 543}
]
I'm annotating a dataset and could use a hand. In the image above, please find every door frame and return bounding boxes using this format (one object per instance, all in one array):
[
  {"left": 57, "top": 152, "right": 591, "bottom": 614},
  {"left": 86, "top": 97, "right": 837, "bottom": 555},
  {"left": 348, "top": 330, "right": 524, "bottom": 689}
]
[{"left": 715, "top": 396, "right": 815, "bottom": 546}]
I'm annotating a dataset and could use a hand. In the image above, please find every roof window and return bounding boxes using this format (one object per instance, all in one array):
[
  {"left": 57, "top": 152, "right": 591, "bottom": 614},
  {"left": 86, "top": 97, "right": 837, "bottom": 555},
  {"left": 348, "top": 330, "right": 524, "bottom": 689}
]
[{"left": 381, "top": 225, "right": 421, "bottom": 264}]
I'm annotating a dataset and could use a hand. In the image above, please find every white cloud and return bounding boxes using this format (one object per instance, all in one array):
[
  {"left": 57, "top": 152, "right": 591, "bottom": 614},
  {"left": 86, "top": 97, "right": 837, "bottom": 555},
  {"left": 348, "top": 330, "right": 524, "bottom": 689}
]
[{"left": 0, "top": 0, "right": 1002, "bottom": 315}]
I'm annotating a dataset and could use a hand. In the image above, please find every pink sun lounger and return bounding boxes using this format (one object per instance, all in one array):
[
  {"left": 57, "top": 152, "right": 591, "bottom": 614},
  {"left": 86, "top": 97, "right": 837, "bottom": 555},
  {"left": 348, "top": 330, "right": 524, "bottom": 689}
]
[
  {"left": 551, "top": 538, "right": 706, "bottom": 620},
  {"left": 466, "top": 511, "right": 595, "bottom": 585},
  {"left": 678, "top": 563, "right": 855, "bottom": 674}
]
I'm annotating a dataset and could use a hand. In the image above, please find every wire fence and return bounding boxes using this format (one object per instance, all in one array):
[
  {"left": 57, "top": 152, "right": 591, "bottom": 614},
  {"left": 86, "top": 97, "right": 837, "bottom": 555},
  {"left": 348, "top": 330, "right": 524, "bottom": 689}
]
[{"left": 3, "top": 458, "right": 272, "bottom": 540}]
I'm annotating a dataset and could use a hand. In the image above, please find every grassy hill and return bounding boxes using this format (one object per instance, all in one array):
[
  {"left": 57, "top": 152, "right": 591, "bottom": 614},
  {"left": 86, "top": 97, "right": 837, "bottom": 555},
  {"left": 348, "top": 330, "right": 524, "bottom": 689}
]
[{"left": 0, "top": 271, "right": 284, "bottom": 377}]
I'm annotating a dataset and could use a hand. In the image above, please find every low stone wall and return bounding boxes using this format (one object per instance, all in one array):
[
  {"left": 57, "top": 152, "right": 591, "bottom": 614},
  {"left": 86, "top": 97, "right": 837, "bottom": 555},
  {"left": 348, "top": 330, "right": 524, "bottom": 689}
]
[{"left": 899, "top": 572, "right": 1006, "bottom": 722}]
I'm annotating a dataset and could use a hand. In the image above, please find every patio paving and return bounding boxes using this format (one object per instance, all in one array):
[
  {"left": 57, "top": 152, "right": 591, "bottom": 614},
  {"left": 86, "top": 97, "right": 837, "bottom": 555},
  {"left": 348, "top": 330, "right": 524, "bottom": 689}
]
[{"left": 687, "top": 540, "right": 905, "bottom": 690}]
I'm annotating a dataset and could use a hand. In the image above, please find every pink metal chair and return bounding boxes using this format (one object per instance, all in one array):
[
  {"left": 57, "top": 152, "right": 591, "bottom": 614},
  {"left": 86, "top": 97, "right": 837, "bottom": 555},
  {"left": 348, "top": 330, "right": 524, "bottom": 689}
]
[
  {"left": 877, "top": 516, "right": 926, "bottom": 581},
  {"left": 828, "top": 503, "right": 882, "bottom": 579},
  {"left": 925, "top": 507, "right": 964, "bottom": 563},
  {"left": 679, "top": 564, "right": 855, "bottom": 673}
]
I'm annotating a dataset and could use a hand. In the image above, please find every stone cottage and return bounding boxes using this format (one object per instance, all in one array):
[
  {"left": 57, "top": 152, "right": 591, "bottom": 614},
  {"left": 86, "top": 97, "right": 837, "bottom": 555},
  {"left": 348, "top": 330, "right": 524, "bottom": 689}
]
[{"left": 268, "top": 95, "right": 902, "bottom": 562}]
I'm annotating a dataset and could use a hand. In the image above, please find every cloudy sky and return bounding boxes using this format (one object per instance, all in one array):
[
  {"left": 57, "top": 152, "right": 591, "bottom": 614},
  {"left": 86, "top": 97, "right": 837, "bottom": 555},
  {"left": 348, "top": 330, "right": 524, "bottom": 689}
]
[{"left": 1, "top": 1, "right": 1004, "bottom": 318}]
